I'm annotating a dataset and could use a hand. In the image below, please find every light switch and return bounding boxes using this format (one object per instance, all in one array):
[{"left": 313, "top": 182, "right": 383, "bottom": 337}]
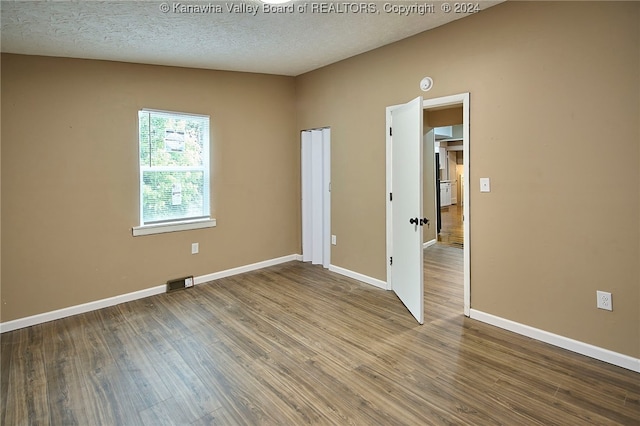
[{"left": 480, "top": 178, "right": 491, "bottom": 193}]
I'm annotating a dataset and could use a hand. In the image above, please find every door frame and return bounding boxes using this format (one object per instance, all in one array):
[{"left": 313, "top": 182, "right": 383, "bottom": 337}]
[{"left": 386, "top": 93, "right": 470, "bottom": 316}]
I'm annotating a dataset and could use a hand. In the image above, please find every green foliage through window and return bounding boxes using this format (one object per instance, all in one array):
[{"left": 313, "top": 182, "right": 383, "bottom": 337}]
[{"left": 138, "top": 110, "right": 210, "bottom": 225}]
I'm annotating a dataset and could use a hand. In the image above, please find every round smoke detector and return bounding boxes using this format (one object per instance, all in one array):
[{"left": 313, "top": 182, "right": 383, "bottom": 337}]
[{"left": 420, "top": 77, "right": 433, "bottom": 92}]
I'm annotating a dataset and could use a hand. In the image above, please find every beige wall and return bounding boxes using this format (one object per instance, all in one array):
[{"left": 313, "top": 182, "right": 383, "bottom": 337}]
[
  {"left": 296, "top": 2, "right": 639, "bottom": 357},
  {"left": 426, "top": 108, "right": 463, "bottom": 128},
  {"left": 1, "top": 55, "right": 300, "bottom": 321}
]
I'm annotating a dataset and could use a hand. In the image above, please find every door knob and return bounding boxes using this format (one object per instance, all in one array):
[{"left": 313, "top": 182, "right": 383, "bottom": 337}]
[
  {"left": 420, "top": 218, "right": 429, "bottom": 226},
  {"left": 409, "top": 218, "right": 419, "bottom": 225}
]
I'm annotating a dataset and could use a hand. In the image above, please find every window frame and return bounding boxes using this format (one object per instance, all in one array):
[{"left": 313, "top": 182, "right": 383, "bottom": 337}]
[{"left": 132, "top": 108, "right": 215, "bottom": 237}]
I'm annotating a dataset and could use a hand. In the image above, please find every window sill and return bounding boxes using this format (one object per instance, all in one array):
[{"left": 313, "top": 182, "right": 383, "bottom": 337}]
[{"left": 132, "top": 218, "right": 216, "bottom": 236}]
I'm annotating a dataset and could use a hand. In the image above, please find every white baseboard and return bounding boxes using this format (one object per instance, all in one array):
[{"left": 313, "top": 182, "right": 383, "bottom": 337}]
[
  {"left": 470, "top": 309, "right": 640, "bottom": 373},
  {"left": 423, "top": 239, "right": 437, "bottom": 249},
  {"left": 0, "top": 254, "right": 302, "bottom": 334},
  {"left": 195, "top": 254, "right": 302, "bottom": 284},
  {"left": 0, "top": 285, "right": 167, "bottom": 333},
  {"left": 329, "top": 265, "right": 388, "bottom": 290}
]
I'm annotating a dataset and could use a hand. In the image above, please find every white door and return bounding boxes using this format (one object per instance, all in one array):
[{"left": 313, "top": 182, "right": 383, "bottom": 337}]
[
  {"left": 390, "top": 97, "right": 424, "bottom": 324},
  {"left": 388, "top": 93, "right": 471, "bottom": 318}
]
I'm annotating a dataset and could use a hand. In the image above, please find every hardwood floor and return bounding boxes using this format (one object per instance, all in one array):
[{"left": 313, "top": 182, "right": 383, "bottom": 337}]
[
  {"left": 2, "top": 247, "right": 639, "bottom": 425},
  {"left": 438, "top": 203, "right": 464, "bottom": 248}
]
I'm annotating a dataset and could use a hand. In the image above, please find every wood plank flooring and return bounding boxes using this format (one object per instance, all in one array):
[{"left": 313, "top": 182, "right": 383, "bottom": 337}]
[
  {"left": 2, "top": 245, "right": 639, "bottom": 425},
  {"left": 438, "top": 204, "right": 464, "bottom": 248}
]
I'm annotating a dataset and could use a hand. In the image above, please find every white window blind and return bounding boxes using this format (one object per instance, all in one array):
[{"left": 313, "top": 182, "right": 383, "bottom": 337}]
[{"left": 138, "top": 109, "right": 210, "bottom": 226}]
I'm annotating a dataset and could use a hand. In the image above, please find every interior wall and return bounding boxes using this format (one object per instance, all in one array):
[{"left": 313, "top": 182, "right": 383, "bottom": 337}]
[
  {"left": 296, "top": 1, "right": 639, "bottom": 358},
  {"left": 426, "top": 108, "right": 463, "bottom": 128},
  {"left": 1, "top": 54, "right": 300, "bottom": 322}
]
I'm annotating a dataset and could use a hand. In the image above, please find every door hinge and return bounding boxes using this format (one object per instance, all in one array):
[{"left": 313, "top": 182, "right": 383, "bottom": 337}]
[
  {"left": 390, "top": 256, "right": 393, "bottom": 265},
  {"left": 389, "top": 192, "right": 392, "bottom": 201},
  {"left": 389, "top": 127, "right": 392, "bottom": 136}
]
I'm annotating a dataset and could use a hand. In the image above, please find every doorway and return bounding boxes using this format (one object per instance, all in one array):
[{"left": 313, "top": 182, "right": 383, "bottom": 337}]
[
  {"left": 386, "top": 94, "right": 470, "bottom": 320},
  {"left": 431, "top": 120, "right": 464, "bottom": 248},
  {"left": 301, "top": 128, "right": 331, "bottom": 268}
]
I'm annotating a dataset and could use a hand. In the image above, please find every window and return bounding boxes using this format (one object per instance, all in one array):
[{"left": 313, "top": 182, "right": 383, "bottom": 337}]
[{"left": 133, "top": 109, "right": 215, "bottom": 236}]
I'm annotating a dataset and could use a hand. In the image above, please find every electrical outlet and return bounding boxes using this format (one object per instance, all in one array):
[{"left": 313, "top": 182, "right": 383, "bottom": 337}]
[
  {"left": 596, "top": 291, "right": 612, "bottom": 311},
  {"left": 331, "top": 235, "right": 337, "bottom": 245},
  {"left": 191, "top": 243, "right": 199, "bottom": 254}
]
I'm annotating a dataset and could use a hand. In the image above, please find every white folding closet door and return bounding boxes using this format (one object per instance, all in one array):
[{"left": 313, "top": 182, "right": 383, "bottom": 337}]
[
  {"left": 310, "top": 131, "right": 323, "bottom": 265},
  {"left": 301, "top": 131, "right": 313, "bottom": 262},
  {"left": 301, "top": 129, "right": 330, "bottom": 268},
  {"left": 321, "top": 129, "right": 331, "bottom": 269}
]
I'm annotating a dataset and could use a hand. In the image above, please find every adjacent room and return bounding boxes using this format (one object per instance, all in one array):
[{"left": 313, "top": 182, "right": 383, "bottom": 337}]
[{"left": 2, "top": 1, "right": 639, "bottom": 424}]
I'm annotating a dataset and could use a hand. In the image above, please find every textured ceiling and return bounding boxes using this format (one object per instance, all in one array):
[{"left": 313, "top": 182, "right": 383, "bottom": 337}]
[{"left": 1, "top": 0, "right": 502, "bottom": 76}]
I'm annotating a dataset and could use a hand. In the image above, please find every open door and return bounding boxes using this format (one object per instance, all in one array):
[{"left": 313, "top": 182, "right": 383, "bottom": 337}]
[
  {"left": 388, "top": 96, "right": 424, "bottom": 324},
  {"left": 387, "top": 93, "right": 471, "bottom": 321}
]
